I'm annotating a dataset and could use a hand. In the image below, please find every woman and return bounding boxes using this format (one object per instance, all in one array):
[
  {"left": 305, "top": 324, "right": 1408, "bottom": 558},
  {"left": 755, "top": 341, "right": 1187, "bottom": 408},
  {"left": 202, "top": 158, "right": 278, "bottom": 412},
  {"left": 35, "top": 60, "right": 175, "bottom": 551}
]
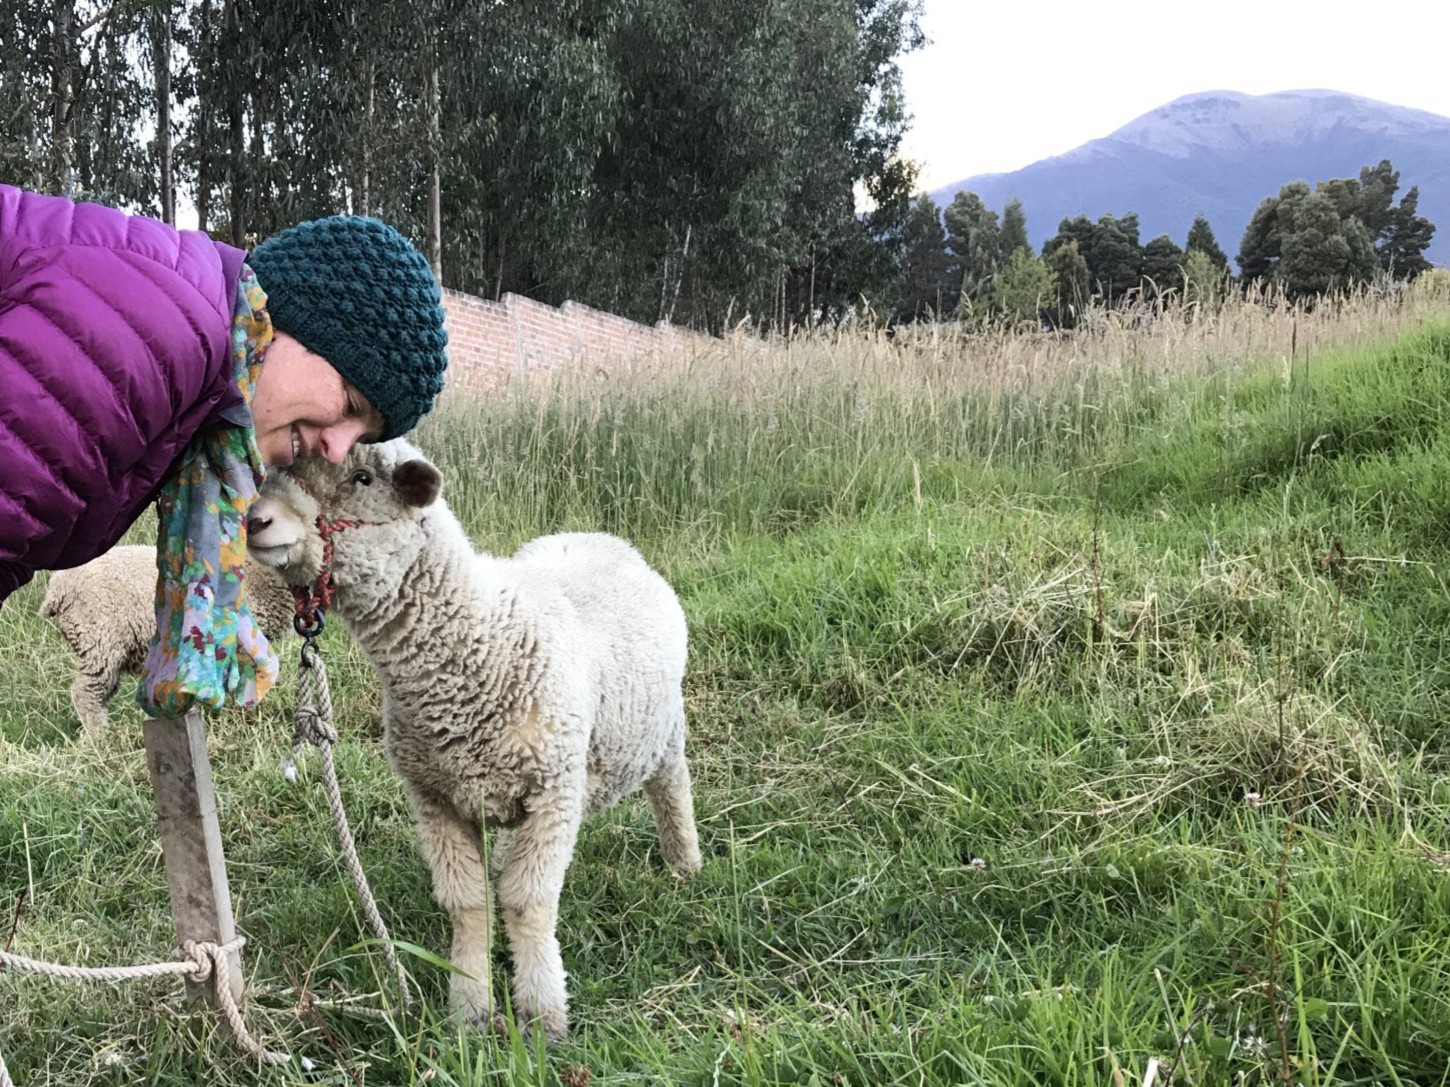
[{"left": 0, "top": 183, "right": 449, "bottom": 716}]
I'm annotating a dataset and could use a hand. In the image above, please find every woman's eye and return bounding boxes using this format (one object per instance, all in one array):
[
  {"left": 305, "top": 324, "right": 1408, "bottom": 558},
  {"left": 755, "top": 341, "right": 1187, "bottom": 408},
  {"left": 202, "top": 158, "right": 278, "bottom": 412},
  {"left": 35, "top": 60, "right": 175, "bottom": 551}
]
[{"left": 352, "top": 470, "right": 373, "bottom": 486}]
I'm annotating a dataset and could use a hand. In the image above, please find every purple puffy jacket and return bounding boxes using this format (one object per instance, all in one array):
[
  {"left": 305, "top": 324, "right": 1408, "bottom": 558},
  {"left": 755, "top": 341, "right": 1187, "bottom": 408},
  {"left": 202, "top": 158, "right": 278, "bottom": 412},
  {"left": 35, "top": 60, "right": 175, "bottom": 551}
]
[{"left": 0, "top": 185, "right": 247, "bottom": 605}]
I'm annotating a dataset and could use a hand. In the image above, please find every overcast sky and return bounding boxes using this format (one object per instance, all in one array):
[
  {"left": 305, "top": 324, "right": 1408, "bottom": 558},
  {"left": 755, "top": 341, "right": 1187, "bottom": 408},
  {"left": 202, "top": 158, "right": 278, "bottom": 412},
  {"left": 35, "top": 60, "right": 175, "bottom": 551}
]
[{"left": 897, "top": 0, "right": 1450, "bottom": 192}]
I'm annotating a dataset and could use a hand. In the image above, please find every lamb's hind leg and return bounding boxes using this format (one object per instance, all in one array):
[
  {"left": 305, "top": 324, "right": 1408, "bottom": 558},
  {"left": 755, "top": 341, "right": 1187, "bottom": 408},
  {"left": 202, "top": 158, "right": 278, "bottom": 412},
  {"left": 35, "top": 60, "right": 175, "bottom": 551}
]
[
  {"left": 70, "top": 658, "right": 122, "bottom": 740},
  {"left": 490, "top": 827, "right": 514, "bottom": 875},
  {"left": 496, "top": 791, "right": 584, "bottom": 1041},
  {"left": 409, "top": 791, "right": 496, "bottom": 1028},
  {"left": 644, "top": 721, "right": 701, "bottom": 877}
]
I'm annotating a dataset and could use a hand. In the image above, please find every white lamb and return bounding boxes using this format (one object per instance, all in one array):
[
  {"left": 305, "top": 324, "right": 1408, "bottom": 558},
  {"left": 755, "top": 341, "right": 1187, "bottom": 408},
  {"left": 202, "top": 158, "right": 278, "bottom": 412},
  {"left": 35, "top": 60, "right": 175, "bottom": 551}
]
[
  {"left": 40, "top": 545, "right": 294, "bottom": 737},
  {"left": 245, "top": 439, "right": 701, "bottom": 1039}
]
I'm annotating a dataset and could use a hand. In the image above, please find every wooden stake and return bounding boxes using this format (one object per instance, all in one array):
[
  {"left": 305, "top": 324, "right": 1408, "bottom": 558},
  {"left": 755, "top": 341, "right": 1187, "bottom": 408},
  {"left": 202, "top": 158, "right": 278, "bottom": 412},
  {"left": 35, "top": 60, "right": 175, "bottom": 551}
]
[{"left": 142, "top": 712, "right": 244, "bottom": 1006}]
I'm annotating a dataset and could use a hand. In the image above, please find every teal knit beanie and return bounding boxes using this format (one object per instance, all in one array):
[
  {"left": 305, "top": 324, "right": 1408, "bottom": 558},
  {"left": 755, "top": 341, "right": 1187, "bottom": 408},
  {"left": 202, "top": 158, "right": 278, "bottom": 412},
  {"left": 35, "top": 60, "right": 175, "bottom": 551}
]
[{"left": 249, "top": 216, "right": 449, "bottom": 440}]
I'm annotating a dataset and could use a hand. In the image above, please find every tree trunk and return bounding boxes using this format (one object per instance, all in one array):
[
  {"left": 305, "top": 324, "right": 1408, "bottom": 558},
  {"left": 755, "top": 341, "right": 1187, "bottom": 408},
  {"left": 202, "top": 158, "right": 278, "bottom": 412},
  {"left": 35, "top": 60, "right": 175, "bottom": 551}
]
[
  {"left": 360, "top": 55, "right": 374, "bottom": 216},
  {"left": 663, "top": 223, "right": 690, "bottom": 326},
  {"left": 152, "top": 2, "right": 174, "bottom": 224},
  {"left": 195, "top": 0, "right": 215, "bottom": 232},
  {"left": 427, "top": 61, "right": 442, "bottom": 283},
  {"left": 228, "top": 91, "right": 244, "bottom": 246},
  {"left": 223, "top": 0, "right": 245, "bottom": 246},
  {"left": 493, "top": 220, "right": 506, "bottom": 301},
  {"left": 249, "top": 95, "right": 263, "bottom": 172},
  {"left": 49, "top": 0, "right": 74, "bottom": 193},
  {"left": 195, "top": 0, "right": 214, "bottom": 230}
]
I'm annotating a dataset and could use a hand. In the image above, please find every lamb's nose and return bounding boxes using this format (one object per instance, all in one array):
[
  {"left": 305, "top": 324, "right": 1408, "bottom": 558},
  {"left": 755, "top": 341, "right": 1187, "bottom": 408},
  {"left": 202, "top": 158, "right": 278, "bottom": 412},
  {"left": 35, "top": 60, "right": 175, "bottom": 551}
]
[{"left": 247, "top": 513, "right": 272, "bottom": 534}]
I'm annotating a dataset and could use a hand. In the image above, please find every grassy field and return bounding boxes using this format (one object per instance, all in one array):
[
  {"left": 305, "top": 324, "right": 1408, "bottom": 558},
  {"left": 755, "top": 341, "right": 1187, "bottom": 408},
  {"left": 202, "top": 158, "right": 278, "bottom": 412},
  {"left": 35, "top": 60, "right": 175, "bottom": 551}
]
[{"left": 5, "top": 286, "right": 1450, "bottom": 1085}]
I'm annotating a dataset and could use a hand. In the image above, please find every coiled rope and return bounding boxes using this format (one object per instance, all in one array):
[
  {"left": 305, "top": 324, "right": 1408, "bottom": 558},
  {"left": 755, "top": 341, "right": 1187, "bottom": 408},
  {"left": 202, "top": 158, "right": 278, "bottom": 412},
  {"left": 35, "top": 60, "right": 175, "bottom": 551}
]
[{"left": 0, "top": 936, "right": 291, "bottom": 1084}]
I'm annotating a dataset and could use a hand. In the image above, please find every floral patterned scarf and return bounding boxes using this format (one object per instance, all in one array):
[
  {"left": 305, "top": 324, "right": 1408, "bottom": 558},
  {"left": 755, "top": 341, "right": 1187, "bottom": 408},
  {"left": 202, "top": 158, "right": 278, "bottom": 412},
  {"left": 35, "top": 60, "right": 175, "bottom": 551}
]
[{"left": 138, "top": 266, "right": 280, "bottom": 717}]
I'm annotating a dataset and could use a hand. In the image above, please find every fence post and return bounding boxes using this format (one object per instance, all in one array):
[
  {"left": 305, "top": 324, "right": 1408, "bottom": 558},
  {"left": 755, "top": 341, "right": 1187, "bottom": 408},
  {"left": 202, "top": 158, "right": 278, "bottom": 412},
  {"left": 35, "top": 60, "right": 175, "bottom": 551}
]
[{"left": 142, "top": 711, "right": 244, "bottom": 1006}]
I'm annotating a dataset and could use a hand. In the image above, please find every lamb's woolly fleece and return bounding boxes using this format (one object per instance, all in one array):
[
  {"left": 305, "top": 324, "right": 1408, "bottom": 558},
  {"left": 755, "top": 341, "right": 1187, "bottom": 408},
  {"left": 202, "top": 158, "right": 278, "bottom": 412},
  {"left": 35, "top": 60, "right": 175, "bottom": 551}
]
[
  {"left": 40, "top": 545, "right": 293, "bottom": 737},
  {"left": 247, "top": 439, "right": 701, "bottom": 1040}
]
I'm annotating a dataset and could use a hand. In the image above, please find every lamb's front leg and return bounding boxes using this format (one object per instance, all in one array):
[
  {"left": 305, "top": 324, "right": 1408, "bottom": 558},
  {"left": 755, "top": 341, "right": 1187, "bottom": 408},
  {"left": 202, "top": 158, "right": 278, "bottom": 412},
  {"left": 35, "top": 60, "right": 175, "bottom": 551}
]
[
  {"left": 496, "top": 790, "right": 584, "bottom": 1041},
  {"left": 409, "top": 791, "right": 495, "bottom": 1028}
]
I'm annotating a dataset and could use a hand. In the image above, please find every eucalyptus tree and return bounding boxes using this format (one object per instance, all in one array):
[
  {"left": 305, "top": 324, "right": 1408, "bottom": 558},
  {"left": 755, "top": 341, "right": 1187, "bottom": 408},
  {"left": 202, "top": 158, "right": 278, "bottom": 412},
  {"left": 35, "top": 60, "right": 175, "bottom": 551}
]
[
  {"left": 580, "top": 0, "right": 923, "bottom": 330},
  {"left": 776, "top": 0, "right": 922, "bottom": 329},
  {"left": 943, "top": 190, "right": 1000, "bottom": 315},
  {"left": 436, "top": 0, "right": 627, "bottom": 301},
  {"left": 355, "top": 0, "right": 923, "bottom": 326},
  {"left": 1042, "top": 213, "right": 1144, "bottom": 306},
  {"left": 1141, "top": 233, "right": 1185, "bottom": 296},
  {"left": 0, "top": 2, "right": 50, "bottom": 189},
  {"left": 0, "top": 0, "right": 154, "bottom": 208},
  {"left": 998, "top": 198, "right": 1030, "bottom": 261},
  {"left": 1043, "top": 237, "right": 1089, "bottom": 328},
  {"left": 993, "top": 247, "right": 1055, "bottom": 327},
  {"left": 148, "top": 0, "right": 175, "bottom": 223},
  {"left": 1185, "top": 214, "right": 1229, "bottom": 275},
  {"left": 895, "top": 194, "right": 952, "bottom": 322},
  {"left": 7, "top": 0, "right": 926, "bottom": 329},
  {"left": 1238, "top": 177, "right": 1383, "bottom": 299}
]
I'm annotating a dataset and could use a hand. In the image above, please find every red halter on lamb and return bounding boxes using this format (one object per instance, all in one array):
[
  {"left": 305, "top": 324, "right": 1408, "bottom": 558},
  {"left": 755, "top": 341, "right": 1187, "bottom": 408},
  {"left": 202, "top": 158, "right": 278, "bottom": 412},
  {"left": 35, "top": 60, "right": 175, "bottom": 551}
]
[{"left": 278, "top": 474, "right": 372, "bottom": 639}]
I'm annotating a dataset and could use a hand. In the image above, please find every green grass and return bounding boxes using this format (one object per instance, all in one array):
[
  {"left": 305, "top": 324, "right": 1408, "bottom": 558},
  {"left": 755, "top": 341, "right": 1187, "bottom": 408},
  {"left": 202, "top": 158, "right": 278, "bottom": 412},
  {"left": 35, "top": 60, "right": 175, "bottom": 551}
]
[{"left": 5, "top": 310, "right": 1450, "bottom": 1085}]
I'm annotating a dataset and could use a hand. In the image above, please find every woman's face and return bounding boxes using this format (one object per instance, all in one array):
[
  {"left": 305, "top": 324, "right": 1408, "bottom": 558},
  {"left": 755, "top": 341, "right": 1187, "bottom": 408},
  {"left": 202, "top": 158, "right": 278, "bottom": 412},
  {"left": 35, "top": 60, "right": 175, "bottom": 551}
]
[{"left": 251, "top": 332, "right": 385, "bottom": 469}]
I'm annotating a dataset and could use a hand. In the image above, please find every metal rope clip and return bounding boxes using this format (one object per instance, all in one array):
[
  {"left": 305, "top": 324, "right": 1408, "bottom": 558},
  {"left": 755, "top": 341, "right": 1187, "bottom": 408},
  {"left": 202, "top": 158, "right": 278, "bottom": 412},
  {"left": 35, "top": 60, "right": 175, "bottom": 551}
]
[{"left": 293, "top": 606, "right": 326, "bottom": 640}]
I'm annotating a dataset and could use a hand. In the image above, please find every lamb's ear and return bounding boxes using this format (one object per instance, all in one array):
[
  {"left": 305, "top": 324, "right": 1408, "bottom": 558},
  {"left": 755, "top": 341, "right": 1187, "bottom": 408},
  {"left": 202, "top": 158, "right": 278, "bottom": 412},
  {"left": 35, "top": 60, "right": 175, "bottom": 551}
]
[{"left": 394, "top": 459, "right": 442, "bottom": 508}]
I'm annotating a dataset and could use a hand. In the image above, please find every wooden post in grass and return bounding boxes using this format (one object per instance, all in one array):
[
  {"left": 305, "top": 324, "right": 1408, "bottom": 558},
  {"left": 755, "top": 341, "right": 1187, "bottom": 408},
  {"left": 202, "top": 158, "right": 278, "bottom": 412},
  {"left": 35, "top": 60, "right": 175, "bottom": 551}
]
[{"left": 142, "top": 711, "right": 244, "bottom": 1006}]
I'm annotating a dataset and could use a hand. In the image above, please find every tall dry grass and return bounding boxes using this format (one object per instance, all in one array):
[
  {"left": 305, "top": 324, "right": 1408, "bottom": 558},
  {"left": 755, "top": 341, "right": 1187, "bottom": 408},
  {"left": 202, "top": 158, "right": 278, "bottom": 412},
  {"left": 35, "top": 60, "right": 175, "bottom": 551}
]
[
  {"left": 421, "top": 281, "right": 1450, "bottom": 551},
  {"left": 512, "top": 279, "right": 1447, "bottom": 402}
]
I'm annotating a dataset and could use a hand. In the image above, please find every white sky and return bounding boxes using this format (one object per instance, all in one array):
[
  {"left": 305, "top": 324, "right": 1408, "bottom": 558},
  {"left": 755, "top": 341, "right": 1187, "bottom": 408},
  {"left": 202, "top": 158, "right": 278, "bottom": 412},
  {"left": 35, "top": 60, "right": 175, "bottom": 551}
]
[{"left": 898, "top": 0, "right": 1450, "bottom": 192}]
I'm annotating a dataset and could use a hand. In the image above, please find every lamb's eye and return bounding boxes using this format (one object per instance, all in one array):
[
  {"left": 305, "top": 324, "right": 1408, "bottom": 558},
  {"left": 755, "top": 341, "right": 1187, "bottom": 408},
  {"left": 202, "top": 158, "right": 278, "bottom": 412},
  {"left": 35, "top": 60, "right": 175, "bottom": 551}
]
[{"left": 352, "top": 470, "right": 373, "bottom": 487}]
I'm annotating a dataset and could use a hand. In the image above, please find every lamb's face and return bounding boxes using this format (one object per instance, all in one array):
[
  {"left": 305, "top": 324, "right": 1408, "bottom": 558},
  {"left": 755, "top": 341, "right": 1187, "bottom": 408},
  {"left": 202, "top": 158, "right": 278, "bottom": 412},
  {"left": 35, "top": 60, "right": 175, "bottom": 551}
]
[
  {"left": 247, "top": 471, "right": 324, "bottom": 585},
  {"left": 247, "top": 438, "right": 443, "bottom": 587}
]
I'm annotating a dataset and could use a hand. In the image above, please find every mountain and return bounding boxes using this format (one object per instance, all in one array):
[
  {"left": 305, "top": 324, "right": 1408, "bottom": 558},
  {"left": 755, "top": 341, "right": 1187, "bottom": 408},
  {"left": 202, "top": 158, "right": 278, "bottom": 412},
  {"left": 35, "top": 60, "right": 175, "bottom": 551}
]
[{"left": 928, "top": 90, "right": 1450, "bottom": 268}]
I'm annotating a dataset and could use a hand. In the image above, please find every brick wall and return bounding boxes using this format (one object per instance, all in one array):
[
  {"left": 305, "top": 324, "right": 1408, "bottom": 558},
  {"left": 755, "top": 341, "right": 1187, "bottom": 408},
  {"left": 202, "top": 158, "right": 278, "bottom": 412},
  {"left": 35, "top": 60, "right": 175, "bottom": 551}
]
[{"left": 441, "top": 289, "right": 710, "bottom": 393}]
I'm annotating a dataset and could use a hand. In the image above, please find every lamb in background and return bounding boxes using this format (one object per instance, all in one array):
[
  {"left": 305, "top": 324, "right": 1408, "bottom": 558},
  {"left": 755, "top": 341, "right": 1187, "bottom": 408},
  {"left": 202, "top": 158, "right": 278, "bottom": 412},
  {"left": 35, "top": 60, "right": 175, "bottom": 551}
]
[
  {"left": 40, "top": 545, "right": 294, "bottom": 737},
  {"left": 246, "top": 439, "right": 701, "bottom": 1040}
]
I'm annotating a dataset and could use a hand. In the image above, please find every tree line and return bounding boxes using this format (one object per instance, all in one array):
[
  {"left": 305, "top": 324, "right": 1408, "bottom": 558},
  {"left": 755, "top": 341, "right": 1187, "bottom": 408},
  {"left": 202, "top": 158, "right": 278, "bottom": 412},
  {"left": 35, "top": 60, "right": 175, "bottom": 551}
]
[
  {"left": 0, "top": 0, "right": 924, "bottom": 333},
  {"left": 1, "top": 3, "right": 1436, "bottom": 333},
  {"left": 896, "top": 159, "right": 1437, "bottom": 327}
]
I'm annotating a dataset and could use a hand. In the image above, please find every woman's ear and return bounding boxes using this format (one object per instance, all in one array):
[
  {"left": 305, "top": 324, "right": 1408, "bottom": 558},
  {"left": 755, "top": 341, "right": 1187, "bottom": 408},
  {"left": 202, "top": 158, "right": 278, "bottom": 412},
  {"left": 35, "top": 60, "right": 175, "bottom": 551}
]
[{"left": 393, "top": 459, "right": 443, "bottom": 508}]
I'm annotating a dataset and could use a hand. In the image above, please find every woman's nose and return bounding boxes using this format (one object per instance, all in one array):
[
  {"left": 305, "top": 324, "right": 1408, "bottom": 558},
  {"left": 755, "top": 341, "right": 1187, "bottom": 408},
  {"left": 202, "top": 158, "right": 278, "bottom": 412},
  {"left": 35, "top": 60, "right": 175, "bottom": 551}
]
[
  {"left": 320, "top": 419, "right": 369, "bottom": 463},
  {"left": 317, "top": 433, "right": 345, "bottom": 463}
]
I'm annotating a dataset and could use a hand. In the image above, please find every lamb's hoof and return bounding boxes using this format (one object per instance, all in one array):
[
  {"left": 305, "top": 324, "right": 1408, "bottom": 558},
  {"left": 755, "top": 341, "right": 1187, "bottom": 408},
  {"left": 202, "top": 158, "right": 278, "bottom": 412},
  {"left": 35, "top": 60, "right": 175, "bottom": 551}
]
[
  {"left": 455, "top": 996, "right": 566, "bottom": 1044},
  {"left": 523, "top": 1010, "right": 569, "bottom": 1044},
  {"left": 451, "top": 979, "right": 496, "bottom": 1034},
  {"left": 669, "top": 857, "right": 703, "bottom": 882},
  {"left": 454, "top": 1003, "right": 506, "bottom": 1035},
  {"left": 78, "top": 718, "right": 108, "bottom": 743},
  {"left": 485, "top": 1010, "right": 567, "bottom": 1044}
]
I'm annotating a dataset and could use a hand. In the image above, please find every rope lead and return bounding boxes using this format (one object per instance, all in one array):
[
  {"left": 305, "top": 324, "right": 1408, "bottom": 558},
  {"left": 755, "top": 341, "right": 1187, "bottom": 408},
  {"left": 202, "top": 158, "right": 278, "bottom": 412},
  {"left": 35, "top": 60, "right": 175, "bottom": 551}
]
[{"left": 287, "top": 641, "right": 413, "bottom": 1014}]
